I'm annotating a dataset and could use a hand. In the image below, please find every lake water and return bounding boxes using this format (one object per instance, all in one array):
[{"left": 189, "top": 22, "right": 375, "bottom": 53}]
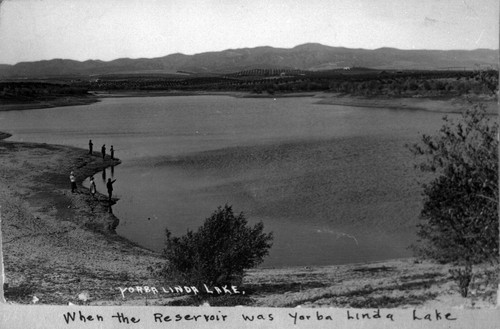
[{"left": 0, "top": 96, "right": 452, "bottom": 267}]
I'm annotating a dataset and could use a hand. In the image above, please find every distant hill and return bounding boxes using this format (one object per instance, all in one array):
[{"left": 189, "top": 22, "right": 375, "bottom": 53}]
[{"left": 0, "top": 43, "right": 497, "bottom": 78}]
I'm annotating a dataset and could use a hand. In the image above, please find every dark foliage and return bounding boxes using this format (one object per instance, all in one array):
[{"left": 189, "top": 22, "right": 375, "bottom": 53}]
[
  {"left": 410, "top": 105, "right": 499, "bottom": 296},
  {"left": 159, "top": 205, "right": 273, "bottom": 287},
  {"left": 69, "top": 69, "right": 499, "bottom": 98},
  {"left": 0, "top": 82, "right": 90, "bottom": 100}
]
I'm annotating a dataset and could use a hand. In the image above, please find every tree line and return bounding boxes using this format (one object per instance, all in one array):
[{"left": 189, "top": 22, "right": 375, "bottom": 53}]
[
  {"left": 83, "top": 69, "right": 498, "bottom": 97},
  {"left": 2, "top": 70, "right": 497, "bottom": 99},
  {"left": 0, "top": 82, "right": 89, "bottom": 101}
]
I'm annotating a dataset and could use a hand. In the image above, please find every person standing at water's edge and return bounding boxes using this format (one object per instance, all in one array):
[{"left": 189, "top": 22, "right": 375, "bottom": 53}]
[
  {"left": 89, "top": 176, "right": 97, "bottom": 199},
  {"left": 101, "top": 144, "right": 106, "bottom": 159},
  {"left": 88, "top": 139, "right": 93, "bottom": 155},
  {"left": 107, "top": 178, "right": 116, "bottom": 202},
  {"left": 70, "top": 171, "right": 77, "bottom": 193},
  {"left": 110, "top": 145, "right": 114, "bottom": 160}
]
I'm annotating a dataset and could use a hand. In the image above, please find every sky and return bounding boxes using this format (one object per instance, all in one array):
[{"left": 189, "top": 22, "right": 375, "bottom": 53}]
[{"left": 0, "top": 0, "right": 498, "bottom": 65}]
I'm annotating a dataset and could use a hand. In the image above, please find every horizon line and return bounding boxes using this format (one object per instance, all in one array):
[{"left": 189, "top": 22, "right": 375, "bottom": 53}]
[{"left": 2, "top": 43, "right": 499, "bottom": 66}]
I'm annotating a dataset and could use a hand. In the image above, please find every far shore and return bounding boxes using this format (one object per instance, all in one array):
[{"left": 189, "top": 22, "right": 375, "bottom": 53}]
[
  {"left": 0, "top": 95, "right": 100, "bottom": 111},
  {"left": 91, "top": 90, "right": 318, "bottom": 99},
  {"left": 1, "top": 90, "right": 497, "bottom": 114},
  {"left": 316, "top": 93, "right": 498, "bottom": 114},
  {"left": 0, "top": 132, "right": 12, "bottom": 140}
]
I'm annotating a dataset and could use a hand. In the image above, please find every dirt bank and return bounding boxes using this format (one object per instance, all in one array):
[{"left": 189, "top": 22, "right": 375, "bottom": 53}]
[
  {"left": 0, "top": 95, "right": 100, "bottom": 111},
  {"left": 0, "top": 139, "right": 169, "bottom": 305},
  {"left": 316, "top": 94, "right": 498, "bottom": 114}
]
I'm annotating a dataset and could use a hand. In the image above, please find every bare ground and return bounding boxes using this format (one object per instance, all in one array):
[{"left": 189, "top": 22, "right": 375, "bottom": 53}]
[{"left": 315, "top": 93, "right": 498, "bottom": 114}]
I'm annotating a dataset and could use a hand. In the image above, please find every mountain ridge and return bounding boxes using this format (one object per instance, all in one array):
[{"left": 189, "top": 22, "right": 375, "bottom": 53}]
[{"left": 1, "top": 43, "right": 498, "bottom": 78}]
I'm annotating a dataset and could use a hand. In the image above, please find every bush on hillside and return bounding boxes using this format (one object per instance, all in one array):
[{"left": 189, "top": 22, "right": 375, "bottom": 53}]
[
  {"left": 409, "top": 105, "right": 499, "bottom": 297},
  {"left": 159, "top": 205, "right": 273, "bottom": 287}
]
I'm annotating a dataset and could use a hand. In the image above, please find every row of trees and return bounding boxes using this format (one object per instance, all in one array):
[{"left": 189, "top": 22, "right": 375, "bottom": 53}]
[
  {"left": 3, "top": 70, "right": 495, "bottom": 99},
  {"left": 0, "top": 82, "right": 89, "bottom": 100},
  {"left": 227, "top": 68, "right": 306, "bottom": 77},
  {"left": 84, "top": 70, "right": 497, "bottom": 98},
  {"left": 328, "top": 76, "right": 496, "bottom": 97}
]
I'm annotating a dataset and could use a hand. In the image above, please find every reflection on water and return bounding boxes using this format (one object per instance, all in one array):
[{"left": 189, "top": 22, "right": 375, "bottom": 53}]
[{"left": 0, "top": 96, "right": 452, "bottom": 266}]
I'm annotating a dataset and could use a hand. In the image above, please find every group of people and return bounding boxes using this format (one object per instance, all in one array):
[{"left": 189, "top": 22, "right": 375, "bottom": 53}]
[
  {"left": 71, "top": 172, "right": 116, "bottom": 202},
  {"left": 89, "top": 139, "right": 114, "bottom": 160},
  {"left": 69, "top": 139, "right": 118, "bottom": 202}
]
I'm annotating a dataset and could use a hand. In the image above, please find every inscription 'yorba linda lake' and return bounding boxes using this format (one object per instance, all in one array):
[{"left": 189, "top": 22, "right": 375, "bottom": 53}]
[
  {"left": 0, "top": 95, "right": 455, "bottom": 267},
  {"left": 118, "top": 285, "right": 243, "bottom": 298}
]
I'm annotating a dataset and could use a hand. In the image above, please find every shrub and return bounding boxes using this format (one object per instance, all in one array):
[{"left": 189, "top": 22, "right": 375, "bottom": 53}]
[
  {"left": 160, "top": 205, "right": 273, "bottom": 287},
  {"left": 409, "top": 105, "right": 499, "bottom": 297}
]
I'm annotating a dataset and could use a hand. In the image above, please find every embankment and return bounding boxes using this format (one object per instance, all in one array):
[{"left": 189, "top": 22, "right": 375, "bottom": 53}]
[
  {"left": 316, "top": 94, "right": 498, "bottom": 114},
  {"left": 0, "top": 137, "right": 168, "bottom": 305},
  {"left": 0, "top": 95, "right": 100, "bottom": 111}
]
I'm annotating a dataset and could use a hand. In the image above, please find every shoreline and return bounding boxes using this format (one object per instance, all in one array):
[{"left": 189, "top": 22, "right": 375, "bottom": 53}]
[
  {"left": 0, "top": 137, "right": 168, "bottom": 305},
  {"left": 84, "top": 91, "right": 500, "bottom": 115},
  {"left": 0, "top": 95, "right": 100, "bottom": 111},
  {"left": 0, "top": 132, "right": 12, "bottom": 140},
  {"left": 92, "top": 90, "right": 318, "bottom": 99},
  {"left": 2, "top": 91, "right": 497, "bottom": 114},
  {"left": 315, "top": 93, "right": 498, "bottom": 114},
  {"left": 0, "top": 100, "right": 497, "bottom": 307}
]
